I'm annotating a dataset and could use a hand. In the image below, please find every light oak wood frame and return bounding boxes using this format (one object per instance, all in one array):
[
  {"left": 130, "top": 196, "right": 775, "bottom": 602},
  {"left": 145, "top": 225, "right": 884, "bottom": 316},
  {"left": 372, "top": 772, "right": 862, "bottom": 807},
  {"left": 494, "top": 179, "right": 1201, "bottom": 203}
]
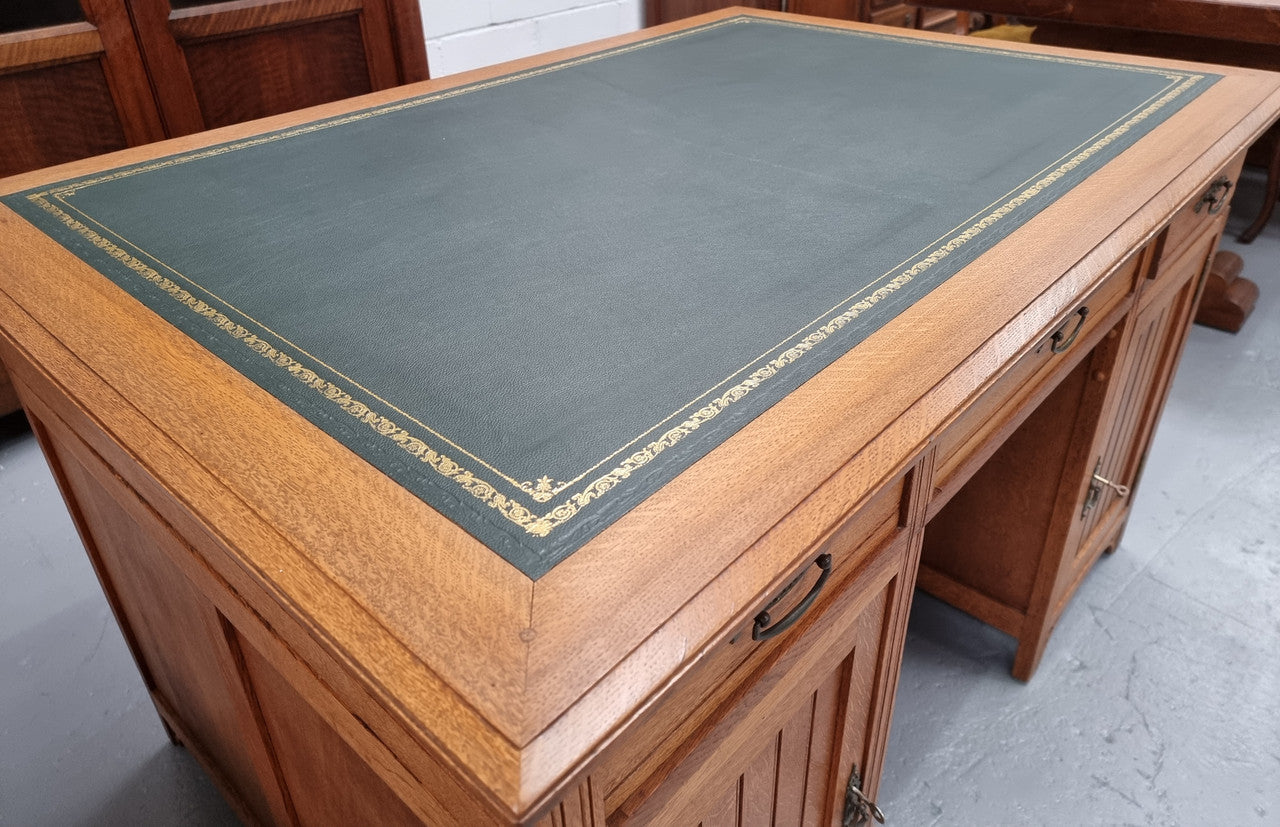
[{"left": 2, "top": 8, "right": 1279, "bottom": 825}]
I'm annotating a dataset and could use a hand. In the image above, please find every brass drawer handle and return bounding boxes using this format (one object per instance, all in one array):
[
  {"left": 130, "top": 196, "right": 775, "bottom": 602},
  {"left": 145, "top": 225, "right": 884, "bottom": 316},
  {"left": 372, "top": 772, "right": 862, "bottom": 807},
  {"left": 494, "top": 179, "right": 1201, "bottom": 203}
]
[
  {"left": 752, "top": 553, "right": 832, "bottom": 641},
  {"left": 1194, "top": 176, "right": 1232, "bottom": 215},
  {"left": 1050, "top": 306, "right": 1089, "bottom": 353}
]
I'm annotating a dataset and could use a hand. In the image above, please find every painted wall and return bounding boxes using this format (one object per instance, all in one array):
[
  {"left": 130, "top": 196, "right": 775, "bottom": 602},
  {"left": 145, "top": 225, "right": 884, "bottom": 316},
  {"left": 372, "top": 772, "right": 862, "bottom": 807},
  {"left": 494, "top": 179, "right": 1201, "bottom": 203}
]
[{"left": 419, "top": 1, "right": 645, "bottom": 77}]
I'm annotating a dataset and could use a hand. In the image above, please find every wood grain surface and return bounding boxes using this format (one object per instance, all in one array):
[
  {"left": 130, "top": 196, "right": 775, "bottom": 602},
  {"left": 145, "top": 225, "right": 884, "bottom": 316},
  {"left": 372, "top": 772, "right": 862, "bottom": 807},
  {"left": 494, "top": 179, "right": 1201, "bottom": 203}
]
[{"left": 2, "top": 8, "right": 1279, "bottom": 823}]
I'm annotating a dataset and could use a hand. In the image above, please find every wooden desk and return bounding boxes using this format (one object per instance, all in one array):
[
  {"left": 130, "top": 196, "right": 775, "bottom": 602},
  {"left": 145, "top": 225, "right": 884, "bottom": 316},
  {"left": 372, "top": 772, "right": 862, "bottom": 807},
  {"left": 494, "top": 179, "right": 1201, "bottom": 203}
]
[{"left": 1, "top": 9, "right": 1277, "bottom": 826}]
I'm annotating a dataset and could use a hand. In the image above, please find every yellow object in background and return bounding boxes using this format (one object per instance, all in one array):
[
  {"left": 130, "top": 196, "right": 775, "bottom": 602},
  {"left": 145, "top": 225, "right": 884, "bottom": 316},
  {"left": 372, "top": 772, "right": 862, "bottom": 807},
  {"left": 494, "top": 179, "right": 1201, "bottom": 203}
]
[{"left": 971, "top": 24, "right": 1036, "bottom": 42}]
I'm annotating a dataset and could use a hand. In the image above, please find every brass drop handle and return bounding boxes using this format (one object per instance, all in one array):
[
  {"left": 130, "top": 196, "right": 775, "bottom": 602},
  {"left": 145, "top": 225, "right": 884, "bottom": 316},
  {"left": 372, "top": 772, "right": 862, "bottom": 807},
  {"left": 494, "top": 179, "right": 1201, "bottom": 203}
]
[
  {"left": 1194, "top": 176, "right": 1232, "bottom": 215},
  {"left": 1050, "top": 306, "right": 1089, "bottom": 354},
  {"left": 751, "top": 553, "right": 832, "bottom": 641}
]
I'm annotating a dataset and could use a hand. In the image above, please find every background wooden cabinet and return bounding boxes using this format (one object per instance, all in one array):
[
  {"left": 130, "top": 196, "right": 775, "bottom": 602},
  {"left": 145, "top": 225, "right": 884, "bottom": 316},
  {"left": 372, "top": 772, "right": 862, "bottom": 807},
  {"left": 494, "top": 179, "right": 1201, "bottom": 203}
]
[
  {"left": 0, "top": 0, "right": 429, "bottom": 418},
  {"left": 124, "top": 0, "right": 428, "bottom": 135},
  {"left": 646, "top": 1, "right": 968, "bottom": 33},
  {"left": 0, "top": 0, "right": 428, "bottom": 178}
]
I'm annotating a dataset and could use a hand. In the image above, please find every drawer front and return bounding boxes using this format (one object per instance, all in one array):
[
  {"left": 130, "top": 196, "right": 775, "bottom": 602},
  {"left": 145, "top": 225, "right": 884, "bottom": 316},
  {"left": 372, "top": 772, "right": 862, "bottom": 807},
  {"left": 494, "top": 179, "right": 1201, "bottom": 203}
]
[
  {"left": 1159, "top": 153, "right": 1244, "bottom": 269},
  {"left": 598, "top": 466, "right": 911, "bottom": 820},
  {"left": 930, "top": 250, "right": 1138, "bottom": 513}
]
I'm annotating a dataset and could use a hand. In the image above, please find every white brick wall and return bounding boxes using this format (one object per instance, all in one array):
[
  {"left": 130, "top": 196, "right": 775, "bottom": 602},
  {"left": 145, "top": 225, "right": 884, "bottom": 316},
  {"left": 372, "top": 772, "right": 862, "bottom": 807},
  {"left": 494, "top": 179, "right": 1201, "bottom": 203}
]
[{"left": 419, "top": 1, "right": 644, "bottom": 77}]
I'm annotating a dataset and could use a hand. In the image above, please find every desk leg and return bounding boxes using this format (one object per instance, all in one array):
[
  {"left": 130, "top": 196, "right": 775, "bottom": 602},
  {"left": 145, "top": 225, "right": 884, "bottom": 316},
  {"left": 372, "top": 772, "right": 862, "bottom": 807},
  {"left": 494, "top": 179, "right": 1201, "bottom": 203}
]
[
  {"left": 1194, "top": 250, "right": 1258, "bottom": 333},
  {"left": 1237, "top": 131, "right": 1280, "bottom": 244}
]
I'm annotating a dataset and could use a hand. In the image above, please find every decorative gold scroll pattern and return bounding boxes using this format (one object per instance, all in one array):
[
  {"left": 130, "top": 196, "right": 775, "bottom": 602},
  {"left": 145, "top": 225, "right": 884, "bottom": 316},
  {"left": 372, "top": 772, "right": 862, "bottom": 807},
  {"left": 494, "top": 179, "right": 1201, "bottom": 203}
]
[
  {"left": 24, "top": 18, "right": 1210, "bottom": 543},
  {"left": 535, "top": 69, "right": 1205, "bottom": 534}
]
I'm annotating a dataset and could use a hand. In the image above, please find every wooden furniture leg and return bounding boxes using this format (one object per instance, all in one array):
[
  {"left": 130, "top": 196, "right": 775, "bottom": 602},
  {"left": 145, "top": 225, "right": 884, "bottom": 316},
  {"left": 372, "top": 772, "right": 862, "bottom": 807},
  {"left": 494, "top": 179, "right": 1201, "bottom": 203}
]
[
  {"left": 1238, "top": 128, "right": 1280, "bottom": 244},
  {"left": 1194, "top": 250, "right": 1258, "bottom": 333},
  {"left": 0, "top": 365, "right": 19, "bottom": 417}
]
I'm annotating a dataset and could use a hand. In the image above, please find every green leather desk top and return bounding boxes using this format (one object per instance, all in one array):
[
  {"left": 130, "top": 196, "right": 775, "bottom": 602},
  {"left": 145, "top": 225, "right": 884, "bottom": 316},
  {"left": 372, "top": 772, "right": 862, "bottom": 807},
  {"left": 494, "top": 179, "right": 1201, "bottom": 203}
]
[{"left": 2, "top": 16, "right": 1216, "bottom": 577}]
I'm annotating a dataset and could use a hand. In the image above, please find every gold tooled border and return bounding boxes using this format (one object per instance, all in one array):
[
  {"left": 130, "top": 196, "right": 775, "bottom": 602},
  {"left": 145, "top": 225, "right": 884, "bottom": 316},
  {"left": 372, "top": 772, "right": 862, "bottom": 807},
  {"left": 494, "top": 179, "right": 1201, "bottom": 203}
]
[{"left": 26, "top": 16, "right": 1209, "bottom": 542}]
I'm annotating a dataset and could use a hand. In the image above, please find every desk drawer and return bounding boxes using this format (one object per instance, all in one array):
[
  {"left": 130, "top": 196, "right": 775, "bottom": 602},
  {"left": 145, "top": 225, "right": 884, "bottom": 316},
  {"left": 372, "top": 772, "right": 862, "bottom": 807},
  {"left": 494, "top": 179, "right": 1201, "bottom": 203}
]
[
  {"left": 599, "top": 466, "right": 911, "bottom": 821},
  {"left": 930, "top": 252, "right": 1137, "bottom": 513},
  {"left": 1158, "top": 153, "right": 1244, "bottom": 269}
]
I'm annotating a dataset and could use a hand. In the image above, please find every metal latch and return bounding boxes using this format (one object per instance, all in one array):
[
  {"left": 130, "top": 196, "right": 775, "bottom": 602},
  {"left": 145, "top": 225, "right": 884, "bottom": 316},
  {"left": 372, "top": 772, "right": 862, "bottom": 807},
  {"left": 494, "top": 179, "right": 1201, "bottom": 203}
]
[
  {"left": 1083, "top": 458, "right": 1130, "bottom": 517},
  {"left": 843, "top": 765, "right": 886, "bottom": 826}
]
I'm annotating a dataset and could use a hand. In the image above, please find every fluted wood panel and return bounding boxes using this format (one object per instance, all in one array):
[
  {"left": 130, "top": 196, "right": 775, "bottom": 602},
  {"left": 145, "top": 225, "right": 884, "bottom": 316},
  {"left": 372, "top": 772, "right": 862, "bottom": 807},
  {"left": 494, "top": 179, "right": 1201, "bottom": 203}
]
[{"left": 619, "top": 572, "right": 891, "bottom": 826}]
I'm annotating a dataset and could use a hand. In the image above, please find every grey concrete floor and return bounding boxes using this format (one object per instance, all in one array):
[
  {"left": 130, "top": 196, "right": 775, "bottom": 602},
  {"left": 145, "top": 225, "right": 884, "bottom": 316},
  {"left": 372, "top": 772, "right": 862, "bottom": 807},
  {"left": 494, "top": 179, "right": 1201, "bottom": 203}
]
[{"left": 1, "top": 171, "right": 1277, "bottom": 826}]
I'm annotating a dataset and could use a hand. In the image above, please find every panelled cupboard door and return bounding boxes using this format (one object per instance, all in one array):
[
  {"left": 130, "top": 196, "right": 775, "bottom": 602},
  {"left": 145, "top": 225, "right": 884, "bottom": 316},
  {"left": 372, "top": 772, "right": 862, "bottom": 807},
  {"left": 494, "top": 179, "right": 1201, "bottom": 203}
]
[
  {"left": 612, "top": 542, "right": 900, "bottom": 826},
  {"left": 30, "top": 408, "right": 293, "bottom": 827},
  {"left": 0, "top": 0, "right": 166, "bottom": 178},
  {"left": 239, "top": 639, "right": 426, "bottom": 827},
  {"left": 126, "top": 0, "right": 429, "bottom": 135},
  {"left": 1069, "top": 219, "right": 1224, "bottom": 576}
]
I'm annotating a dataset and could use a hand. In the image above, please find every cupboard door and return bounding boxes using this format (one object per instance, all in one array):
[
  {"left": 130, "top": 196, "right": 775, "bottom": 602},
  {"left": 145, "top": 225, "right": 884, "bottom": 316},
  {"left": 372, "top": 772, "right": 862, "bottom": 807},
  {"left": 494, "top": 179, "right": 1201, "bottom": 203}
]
[
  {"left": 238, "top": 640, "right": 425, "bottom": 827},
  {"left": 789, "top": 2, "right": 863, "bottom": 22},
  {"left": 0, "top": 0, "right": 165, "bottom": 177},
  {"left": 125, "top": 0, "right": 428, "bottom": 135},
  {"left": 614, "top": 539, "right": 905, "bottom": 826},
  {"left": 1070, "top": 221, "right": 1223, "bottom": 574},
  {"left": 30, "top": 408, "right": 293, "bottom": 827}
]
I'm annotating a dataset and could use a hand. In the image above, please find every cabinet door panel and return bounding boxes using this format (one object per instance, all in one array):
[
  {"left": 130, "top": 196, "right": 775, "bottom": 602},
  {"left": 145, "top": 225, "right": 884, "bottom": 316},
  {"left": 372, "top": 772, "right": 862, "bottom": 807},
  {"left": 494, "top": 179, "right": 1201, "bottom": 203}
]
[
  {"left": 181, "top": 13, "right": 372, "bottom": 129},
  {"left": 239, "top": 639, "right": 426, "bottom": 827},
  {"left": 126, "top": 0, "right": 427, "bottom": 136},
  {"left": 646, "top": 2, "right": 782, "bottom": 26},
  {"left": 0, "top": 0, "right": 166, "bottom": 178},
  {"left": 33, "top": 411, "right": 291, "bottom": 826},
  {"left": 1072, "top": 221, "right": 1222, "bottom": 571},
  {"left": 1, "top": 0, "right": 86, "bottom": 31},
  {"left": 0, "top": 58, "right": 125, "bottom": 177}
]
